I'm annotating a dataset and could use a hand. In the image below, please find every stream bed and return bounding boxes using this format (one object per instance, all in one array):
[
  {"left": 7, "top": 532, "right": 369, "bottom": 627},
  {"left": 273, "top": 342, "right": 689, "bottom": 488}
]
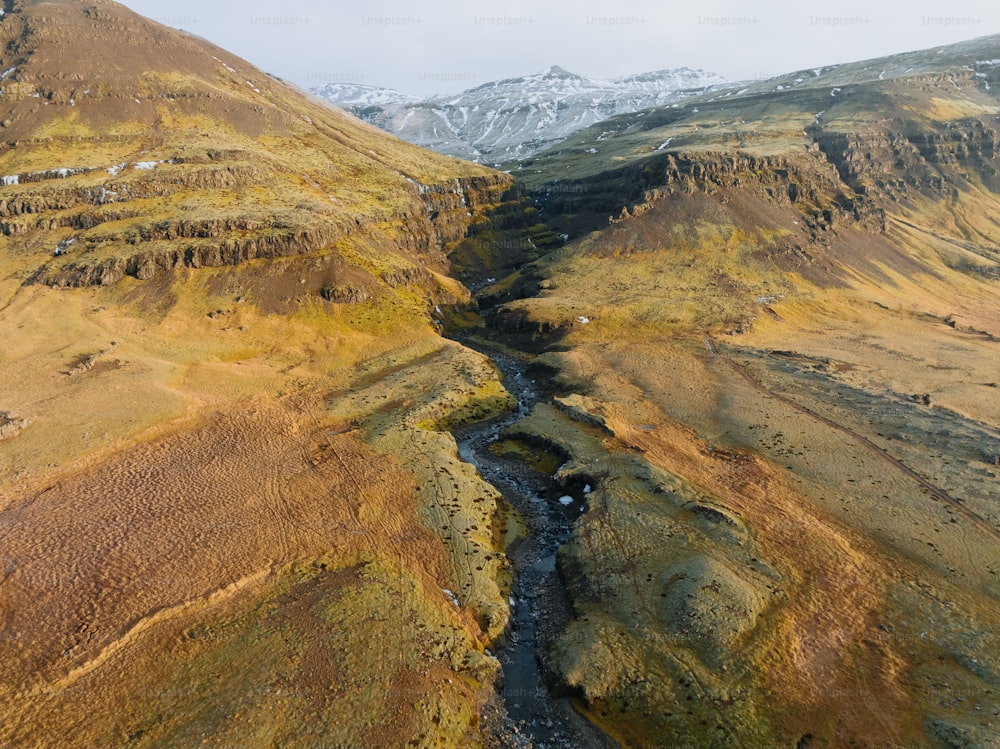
[{"left": 451, "top": 339, "right": 618, "bottom": 749}]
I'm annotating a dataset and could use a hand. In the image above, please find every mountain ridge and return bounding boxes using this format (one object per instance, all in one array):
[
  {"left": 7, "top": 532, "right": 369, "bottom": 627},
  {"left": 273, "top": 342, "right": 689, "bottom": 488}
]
[
  {"left": 0, "top": 0, "right": 524, "bottom": 293},
  {"left": 313, "top": 64, "right": 726, "bottom": 163}
]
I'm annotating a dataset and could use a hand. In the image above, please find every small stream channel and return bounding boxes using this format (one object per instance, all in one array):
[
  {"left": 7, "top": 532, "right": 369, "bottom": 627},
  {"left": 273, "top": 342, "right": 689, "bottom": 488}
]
[{"left": 451, "top": 338, "right": 618, "bottom": 749}]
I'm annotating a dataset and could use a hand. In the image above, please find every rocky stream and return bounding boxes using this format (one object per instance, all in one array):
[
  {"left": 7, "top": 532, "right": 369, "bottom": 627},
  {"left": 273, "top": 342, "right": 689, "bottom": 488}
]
[{"left": 451, "top": 339, "right": 618, "bottom": 749}]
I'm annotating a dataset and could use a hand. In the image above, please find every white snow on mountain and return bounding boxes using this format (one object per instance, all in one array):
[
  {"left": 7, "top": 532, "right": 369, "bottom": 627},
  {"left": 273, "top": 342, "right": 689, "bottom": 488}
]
[
  {"left": 311, "top": 65, "right": 726, "bottom": 164},
  {"left": 311, "top": 82, "right": 418, "bottom": 109}
]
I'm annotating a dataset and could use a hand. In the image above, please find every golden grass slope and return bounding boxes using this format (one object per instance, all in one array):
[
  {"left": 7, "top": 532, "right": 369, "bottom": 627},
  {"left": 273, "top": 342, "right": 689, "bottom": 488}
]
[
  {"left": 488, "top": 55, "right": 1000, "bottom": 744},
  {"left": 0, "top": 0, "right": 512, "bottom": 295},
  {"left": 0, "top": 261, "right": 522, "bottom": 747}
]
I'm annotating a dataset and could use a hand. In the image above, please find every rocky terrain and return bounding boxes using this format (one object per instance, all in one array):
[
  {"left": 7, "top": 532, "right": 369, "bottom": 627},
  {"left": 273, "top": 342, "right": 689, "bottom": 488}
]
[
  {"left": 0, "top": 410, "right": 29, "bottom": 440},
  {"left": 313, "top": 66, "right": 726, "bottom": 164}
]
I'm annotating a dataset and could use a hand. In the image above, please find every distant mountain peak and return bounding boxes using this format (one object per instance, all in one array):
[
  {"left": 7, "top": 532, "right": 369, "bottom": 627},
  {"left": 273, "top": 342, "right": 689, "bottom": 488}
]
[
  {"left": 311, "top": 81, "right": 417, "bottom": 108},
  {"left": 539, "top": 65, "right": 583, "bottom": 79},
  {"left": 612, "top": 68, "right": 724, "bottom": 85}
]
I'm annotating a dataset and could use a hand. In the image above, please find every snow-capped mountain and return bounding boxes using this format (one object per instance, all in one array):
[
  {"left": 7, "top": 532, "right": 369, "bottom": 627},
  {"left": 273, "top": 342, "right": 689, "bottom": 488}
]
[
  {"left": 309, "top": 82, "right": 417, "bottom": 110},
  {"left": 312, "top": 65, "right": 726, "bottom": 164}
]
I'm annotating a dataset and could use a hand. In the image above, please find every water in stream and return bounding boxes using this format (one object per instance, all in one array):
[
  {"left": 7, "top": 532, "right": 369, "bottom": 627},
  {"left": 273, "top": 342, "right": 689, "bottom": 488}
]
[{"left": 452, "top": 340, "right": 618, "bottom": 749}]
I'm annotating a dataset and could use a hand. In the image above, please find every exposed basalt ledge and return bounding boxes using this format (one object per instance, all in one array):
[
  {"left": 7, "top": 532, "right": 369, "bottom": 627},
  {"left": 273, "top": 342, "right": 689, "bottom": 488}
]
[
  {"left": 812, "top": 118, "right": 1000, "bottom": 198},
  {"left": 534, "top": 112, "right": 1000, "bottom": 242},
  {"left": 414, "top": 174, "right": 516, "bottom": 252},
  {"left": 484, "top": 305, "right": 574, "bottom": 353},
  {"left": 536, "top": 149, "right": 886, "bottom": 239},
  {"left": 26, "top": 172, "right": 516, "bottom": 288}
]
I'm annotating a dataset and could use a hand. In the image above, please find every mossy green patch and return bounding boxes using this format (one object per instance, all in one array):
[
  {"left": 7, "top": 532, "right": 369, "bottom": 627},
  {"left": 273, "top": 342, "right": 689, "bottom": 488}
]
[
  {"left": 416, "top": 380, "right": 516, "bottom": 432},
  {"left": 489, "top": 438, "right": 564, "bottom": 477}
]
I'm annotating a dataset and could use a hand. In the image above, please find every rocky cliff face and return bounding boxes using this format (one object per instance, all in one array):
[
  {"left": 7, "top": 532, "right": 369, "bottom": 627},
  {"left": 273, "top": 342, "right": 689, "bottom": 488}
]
[
  {"left": 531, "top": 147, "right": 887, "bottom": 243},
  {"left": 4, "top": 166, "right": 517, "bottom": 289},
  {"left": 813, "top": 115, "right": 1000, "bottom": 198}
]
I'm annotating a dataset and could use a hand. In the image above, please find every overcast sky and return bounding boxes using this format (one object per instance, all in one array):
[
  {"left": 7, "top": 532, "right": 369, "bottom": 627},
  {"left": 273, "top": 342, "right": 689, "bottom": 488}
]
[{"left": 118, "top": 0, "right": 1000, "bottom": 96}]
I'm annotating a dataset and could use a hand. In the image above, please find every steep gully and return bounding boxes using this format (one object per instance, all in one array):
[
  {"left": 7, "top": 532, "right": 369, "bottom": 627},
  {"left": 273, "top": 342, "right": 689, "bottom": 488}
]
[{"left": 449, "top": 337, "right": 618, "bottom": 749}]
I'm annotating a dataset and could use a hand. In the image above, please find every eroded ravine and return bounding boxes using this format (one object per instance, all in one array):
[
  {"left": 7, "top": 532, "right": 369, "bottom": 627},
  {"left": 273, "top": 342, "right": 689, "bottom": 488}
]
[{"left": 450, "top": 338, "right": 618, "bottom": 749}]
